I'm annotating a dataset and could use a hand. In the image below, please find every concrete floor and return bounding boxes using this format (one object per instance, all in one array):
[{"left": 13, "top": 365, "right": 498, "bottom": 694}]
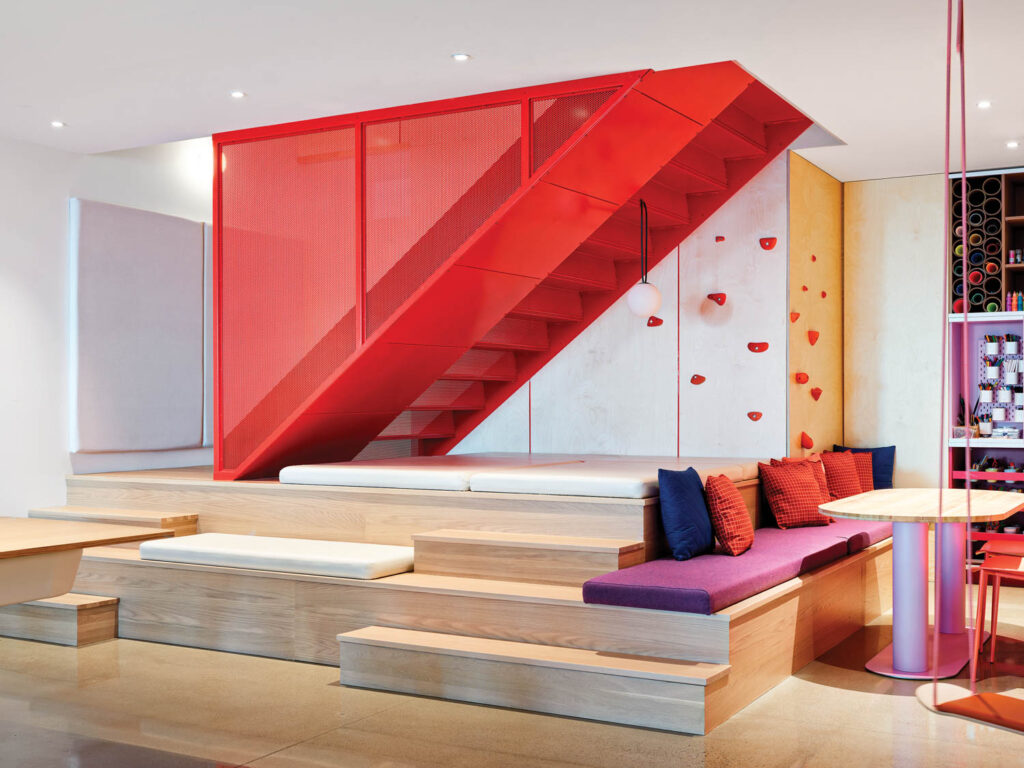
[{"left": 1, "top": 590, "right": 1023, "bottom": 767}]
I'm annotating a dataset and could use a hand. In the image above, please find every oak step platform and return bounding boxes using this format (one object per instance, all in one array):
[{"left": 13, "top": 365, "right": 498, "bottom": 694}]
[
  {"left": 412, "top": 529, "right": 645, "bottom": 586},
  {"left": 29, "top": 505, "right": 198, "bottom": 537},
  {"left": 0, "top": 593, "right": 118, "bottom": 646},
  {"left": 338, "top": 626, "right": 729, "bottom": 734}
]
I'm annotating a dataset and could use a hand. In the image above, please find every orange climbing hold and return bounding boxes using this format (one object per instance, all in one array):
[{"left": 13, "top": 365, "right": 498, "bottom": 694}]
[
  {"left": 707, "top": 292, "right": 727, "bottom": 306},
  {"left": 747, "top": 342, "right": 769, "bottom": 353},
  {"left": 808, "top": 330, "right": 820, "bottom": 346},
  {"left": 795, "top": 372, "right": 809, "bottom": 384},
  {"left": 759, "top": 237, "right": 777, "bottom": 250},
  {"left": 800, "top": 432, "right": 814, "bottom": 449},
  {"left": 690, "top": 374, "right": 706, "bottom": 385},
  {"left": 790, "top": 312, "right": 800, "bottom": 323},
  {"left": 747, "top": 411, "right": 763, "bottom": 422},
  {"left": 810, "top": 387, "right": 823, "bottom": 401}
]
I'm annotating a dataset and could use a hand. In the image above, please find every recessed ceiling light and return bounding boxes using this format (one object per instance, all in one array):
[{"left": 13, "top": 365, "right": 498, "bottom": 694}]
[
  {"left": 1009, "top": 141, "right": 1020, "bottom": 149},
  {"left": 451, "top": 53, "right": 471, "bottom": 62},
  {"left": 50, "top": 120, "right": 65, "bottom": 128},
  {"left": 230, "top": 90, "right": 246, "bottom": 99},
  {"left": 978, "top": 100, "right": 992, "bottom": 109}
]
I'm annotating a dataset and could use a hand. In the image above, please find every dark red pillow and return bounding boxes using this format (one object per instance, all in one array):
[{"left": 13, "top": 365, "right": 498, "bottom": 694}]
[
  {"left": 704, "top": 474, "right": 755, "bottom": 556},
  {"left": 775, "top": 456, "right": 832, "bottom": 501},
  {"left": 758, "top": 462, "right": 832, "bottom": 528},
  {"left": 852, "top": 452, "right": 874, "bottom": 491},
  {"left": 820, "top": 451, "right": 864, "bottom": 499}
]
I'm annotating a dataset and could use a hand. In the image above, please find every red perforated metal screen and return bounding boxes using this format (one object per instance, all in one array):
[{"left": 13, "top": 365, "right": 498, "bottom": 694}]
[
  {"left": 531, "top": 89, "right": 616, "bottom": 172},
  {"left": 364, "top": 103, "right": 522, "bottom": 335},
  {"left": 218, "top": 127, "right": 357, "bottom": 470}
]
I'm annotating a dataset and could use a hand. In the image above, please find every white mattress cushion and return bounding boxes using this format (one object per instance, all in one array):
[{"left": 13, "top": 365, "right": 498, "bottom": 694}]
[{"left": 139, "top": 534, "right": 413, "bottom": 579}]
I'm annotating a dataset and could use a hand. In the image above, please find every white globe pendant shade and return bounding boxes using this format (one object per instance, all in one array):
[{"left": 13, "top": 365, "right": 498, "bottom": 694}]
[{"left": 626, "top": 282, "right": 662, "bottom": 317}]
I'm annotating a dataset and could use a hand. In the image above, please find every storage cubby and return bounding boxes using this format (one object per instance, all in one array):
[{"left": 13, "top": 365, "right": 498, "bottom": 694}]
[{"left": 950, "top": 174, "right": 1004, "bottom": 313}]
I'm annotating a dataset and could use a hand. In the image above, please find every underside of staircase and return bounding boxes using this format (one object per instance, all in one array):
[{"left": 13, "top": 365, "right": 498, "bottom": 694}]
[{"left": 213, "top": 62, "right": 811, "bottom": 480}]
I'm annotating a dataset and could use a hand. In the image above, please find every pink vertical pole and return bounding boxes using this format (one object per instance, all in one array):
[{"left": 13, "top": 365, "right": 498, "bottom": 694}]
[
  {"left": 937, "top": 521, "right": 967, "bottom": 634},
  {"left": 892, "top": 522, "right": 929, "bottom": 673}
]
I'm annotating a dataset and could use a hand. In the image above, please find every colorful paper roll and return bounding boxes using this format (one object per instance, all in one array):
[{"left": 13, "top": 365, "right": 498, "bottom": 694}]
[
  {"left": 969, "top": 269, "right": 984, "bottom": 284},
  {"left": 952, "top": 260, "right": 964, "bottom": 277},
  {"left": 970, "top": 249, "right": 985, "bottom": 265},
  {"left": 987, "top": 300, "right": 1002, "bottom": 312},
  {"left": 953, "top": 298, "right": 966, "bottom": 313},
  {"left": 954, "top": 243, "right": 964, "bottom": 256},
  {"left": 969, "top": 232, "right": 983, "bottom": 246},
  {"left": 984, "top": 217, "right": 1001, "bottom": 236},
  {"left": 968, "top": 210, "right": 985, "bottom": 227},
  {"left": 985, "top": 260, "right": 1001, "bottom": 274},
  {"left": 954, "top": 224, "right": 964, "bottom": 237},
  {"left": 985, "top": 238, "right": 1001, "bottom": 256},
  {"left": 970, "top": 289, "right": 985, "bottom": 305},
  {"left": 953, "top": 281, "right": 964, "bottom": 296}
]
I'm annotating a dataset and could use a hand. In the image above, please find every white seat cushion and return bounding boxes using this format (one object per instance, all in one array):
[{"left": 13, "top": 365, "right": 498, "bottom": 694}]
[{"left": 139, "top": 534, "right": 413, "bottom": 579}]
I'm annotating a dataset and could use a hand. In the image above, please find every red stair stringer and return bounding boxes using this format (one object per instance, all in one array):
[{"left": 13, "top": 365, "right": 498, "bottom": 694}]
[{"left": 214, "top": 62, "right": 811, "bottom": 479}]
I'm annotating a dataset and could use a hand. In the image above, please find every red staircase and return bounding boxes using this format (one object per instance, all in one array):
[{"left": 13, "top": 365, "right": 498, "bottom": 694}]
[{"left": 213, "top": 62, "right": 811, "bottom": 479}]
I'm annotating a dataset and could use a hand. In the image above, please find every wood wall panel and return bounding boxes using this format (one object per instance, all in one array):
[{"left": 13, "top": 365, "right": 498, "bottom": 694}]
[{"left": 788, "top": 153, "right": 844, "bottom": 456}]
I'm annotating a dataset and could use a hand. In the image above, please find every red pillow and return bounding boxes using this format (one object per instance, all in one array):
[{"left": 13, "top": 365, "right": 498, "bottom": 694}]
[
  {"left": 775, "top": 456, "right": 832, "bottom": 501},
  {"left": 704, "top": 474, "right": 754, "bottom": 556},
  {"left": 852, "top": 452, "right": 874, "bottom": 491},
  {"left": 820, "top": 451, "right": 863, "bottom": 499},
  {"left": 758, "top": 462, "right": 832, "bottom": 528}
]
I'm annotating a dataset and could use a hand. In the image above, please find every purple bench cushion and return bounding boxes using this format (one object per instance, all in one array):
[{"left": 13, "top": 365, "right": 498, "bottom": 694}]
[
  {"left": 829, "top": 519, "right": 892, "bottom": 553},
  {"left": 583, "top": 525, "right": 848, "bottom": 615}
]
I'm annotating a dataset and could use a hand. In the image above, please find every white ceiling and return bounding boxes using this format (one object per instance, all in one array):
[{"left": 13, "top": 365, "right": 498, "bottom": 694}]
[{"left": 1, "top": 0, "right": 1020, "bottom": 181}]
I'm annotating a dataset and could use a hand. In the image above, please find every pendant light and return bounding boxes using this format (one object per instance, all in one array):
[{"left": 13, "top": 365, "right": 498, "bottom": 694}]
[{"left": 626, "top": 199, "right": 662, "bottom": 318}]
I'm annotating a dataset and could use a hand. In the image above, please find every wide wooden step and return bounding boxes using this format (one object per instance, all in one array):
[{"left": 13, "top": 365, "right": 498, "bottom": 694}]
[
  {"left": 29, "top": 505, "right": 197, "bottom": 537},
  {"left": 338, "top": 626, "right": 729, "bottom": 734},
  {"left": 0, "top": 592, "right": 118, "bottom": 646},
  {"left": 412, "top": 529, "right": 644, "bottom": 586}
]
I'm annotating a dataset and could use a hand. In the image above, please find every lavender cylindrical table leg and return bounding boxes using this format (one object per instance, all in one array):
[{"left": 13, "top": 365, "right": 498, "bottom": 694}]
[
  {"left": 892, "top": 521, "right": 929, "bottom": 673},
  {"left": 937, "top": 522, "right": 967, "bottom": 635}
]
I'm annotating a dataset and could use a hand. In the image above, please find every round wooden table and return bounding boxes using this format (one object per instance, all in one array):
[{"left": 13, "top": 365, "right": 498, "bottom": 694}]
[{"left": 820, "top": 488, "right": 1024, "bottom": 679}]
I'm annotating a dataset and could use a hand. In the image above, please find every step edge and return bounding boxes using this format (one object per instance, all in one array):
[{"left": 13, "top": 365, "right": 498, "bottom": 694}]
[
  {"left": 412, "top": 529, "right": 644, "bottom": 554},
  {"left": 30, "top": 506, "right": 198, "bottom": 523},
  {"left": 19, "top": 593, "right": 120, "bottom": 611},
  {"left": 337, "top": 626, "right": 729, "bottom": 685}
]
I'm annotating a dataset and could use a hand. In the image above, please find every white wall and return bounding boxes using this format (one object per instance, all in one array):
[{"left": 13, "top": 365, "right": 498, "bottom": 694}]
[
  {"left": 455, "top": 153, "right": 790, "bottom": 459},
  {"left": 844, "top": 174, "right": 945, "bottom": 487},
  {"left": 0, "top": 137, "right": 80, "bottom": 516}
]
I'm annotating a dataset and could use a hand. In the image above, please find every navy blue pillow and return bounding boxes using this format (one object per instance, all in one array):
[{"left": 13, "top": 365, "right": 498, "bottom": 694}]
[
  {"left": 833, "top": 444, "right": 895, "bottom": 489},
  {"left": 658, "top": 468, "right": 714, "bottom": 560}
]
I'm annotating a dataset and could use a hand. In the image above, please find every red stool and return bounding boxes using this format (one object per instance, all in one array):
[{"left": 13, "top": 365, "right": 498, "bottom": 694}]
[{"left": 972, "top": 539, "right": 1024, "bottom": 672}]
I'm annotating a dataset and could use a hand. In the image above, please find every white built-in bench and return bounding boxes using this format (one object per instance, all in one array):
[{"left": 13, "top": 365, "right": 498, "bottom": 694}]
[{"left": 139, "top": 534, "right": 414, "bottom": 579}]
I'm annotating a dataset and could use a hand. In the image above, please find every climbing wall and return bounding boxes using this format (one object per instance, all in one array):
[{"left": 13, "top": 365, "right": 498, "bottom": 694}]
[
  {"left": 787, "top": 153, "right": 844, "bottom": 455},
  {"left": 455, "top": 151, "right": 796, "bottom": 458}
]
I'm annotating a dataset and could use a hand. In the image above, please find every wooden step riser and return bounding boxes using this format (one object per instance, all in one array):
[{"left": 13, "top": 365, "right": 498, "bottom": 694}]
[
  {"left": 29, "top": 507, "right": 198, "bottom": 537},
  {"left": 0, "top": 601, "right": 117, "bottom": 647},
  {"left": 30, "top": 515, "right": 197, "bottom": 538},
  {"left": 413, "top": 541, "right": 643, "bottom": 586},
  {"left": 72, "top": 555, "right": 729, "bottom": 664},
  {"left": 339, "top": 642, "right": 709, "bottom": 734},
  {"left": 65, "top": 478, "right": 659, "bottom": 553}
]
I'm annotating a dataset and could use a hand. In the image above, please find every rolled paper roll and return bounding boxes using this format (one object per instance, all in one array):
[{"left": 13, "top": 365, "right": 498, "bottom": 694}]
[
  {"left": 984, "top": 197, "right": 1002, "bottom": 216},
  {"left": 954, "top": 243, "right": 964, "bottom": 256},
  {"left": 968, "top": 188, "right": 985, "bottom": 206},
  {"left": 985, "top": 238, "right": 1001, "bottom": 255},
  {"left": 970, "top": 289, "right": 985, "bottom": 306},
  {"left": 968, "top": 210, "right": 985, "bottom": 227},
  {"left": 952, "top": 183, "right": 963, "bottom": 199},
  {"left": 985, "top": 259, "right": 1001, "bottom": 274},
  {"left": 969, "top": 232, "right": 983, "bottom": 246},
  {"left": 970, "top": 249, "right": 985, "bottom": 265},
  {"left": 983, "top": 177, "right": 1002, "bottom": 196},
  {"left": 954, "top": 224, "right": 964, "bottom": 237},
  {"left": 953, "top": 297, "right": 966, "bottom": 313},
  {"left": 969, "top": 269, "right": 984, "bottom": 285},
  {"left": 953, "top": 282, "right": 964, "bottom": 296},
  {"left": 987, "top": 300, "right": 1001, "bottom": 312},
  {"left": 984, "top": 217, "right": 1001, "bottom": 236},
  {"left": 952, "top": 260, "right": 964, "bottom": 277},
  {"left": 983, "top": 275, "right": 1000, "bottom": 293}
]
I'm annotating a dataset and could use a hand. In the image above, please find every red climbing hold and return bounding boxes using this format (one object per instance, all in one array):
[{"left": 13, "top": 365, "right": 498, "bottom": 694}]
[
  {"left": 795, "top": 372, "right": 809, "bottom": 384},
  {"left": 790, "top": 312, "right": 800, "bottom": 323},
  {"left": 707, "top": 292, "right": 727, "bottom": 306},
  {"left": 801, "top": 285, "right": 808, "bottom": 292},
  {"left": 808, "top": 330, "right": 820, "bottom": 346},
  {"left": 747, "top": 411, "right": 763, "bottom": 422},
  {"left": 811, "top": 254, "right": 817, "bottom": 262},
  {"left": 690, "top": 374, "right": 706, "bottom": 385},
  {"left": 647, "top": 316, "right": 663, "bottom": 327},
  {"left": 759, "top": 237, "right": 778, "bottom": 250},
  {"left": 747, "top": 342, "right": 769, "bottom": 353},
  {"left": 715, "top": 235, "right": 725, "bottom": 242},
  {"left": 810, "top": 387, "right": 823, "bottom": 401},
  {"left": 800, "top": 432, "right": 814, "bottom": 449},
  {"left": 821, "top": 290, "right": 827, "bottom": 299}
]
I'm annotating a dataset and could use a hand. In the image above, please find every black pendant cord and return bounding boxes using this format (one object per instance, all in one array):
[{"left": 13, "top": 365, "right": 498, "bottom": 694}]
[{"left": 639, "top": 199, "right": 649, "bottom": 284}]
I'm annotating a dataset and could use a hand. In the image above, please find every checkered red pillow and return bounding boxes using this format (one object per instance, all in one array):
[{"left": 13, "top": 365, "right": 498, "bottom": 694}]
[
  {"left": 704, "top": 474, "right": 754, "bottom": 556},
  {"left": 758, "top": 461, "right": 832, "bottom": 528},
  {"left": 820, "top": 451, "right": 864, "bottom": 499},
  {"left": 852, "top": 452, "right": 874, "bottom": 491},
  {"left": 775, "top": 456, "right": 832, "bottom": 501}
]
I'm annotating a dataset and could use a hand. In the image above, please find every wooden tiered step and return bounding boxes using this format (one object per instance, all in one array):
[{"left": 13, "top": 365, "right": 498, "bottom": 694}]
[
  {"left": 0, "top": 593, "right": 118, "bottom": 646},
  {"left": 412, "top": 529, "right": 644, "bottom": 586},
  {"left": 338, "top": 626, "right": 729, "bottom": 734},
  {"left": 29, "top": 506, "right": 197, "bottom": 537}
]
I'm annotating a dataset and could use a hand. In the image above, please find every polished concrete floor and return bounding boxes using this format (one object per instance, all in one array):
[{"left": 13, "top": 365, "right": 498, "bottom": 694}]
[{"left": 2, "top": 591, "right": 1023, "bottom": 767}]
